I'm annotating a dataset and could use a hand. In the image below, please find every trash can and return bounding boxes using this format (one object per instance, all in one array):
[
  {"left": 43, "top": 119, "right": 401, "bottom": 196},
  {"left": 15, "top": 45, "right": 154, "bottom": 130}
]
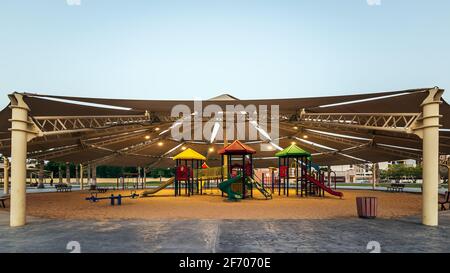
[{"left": 356, "top": 197, "right": 378, "bottom": 219}]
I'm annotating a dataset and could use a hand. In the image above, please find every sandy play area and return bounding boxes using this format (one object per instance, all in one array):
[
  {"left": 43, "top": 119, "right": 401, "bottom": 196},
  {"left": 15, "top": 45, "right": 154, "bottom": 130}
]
[{"left": 0, "top": 189, "right": 422, "bottom": 220}]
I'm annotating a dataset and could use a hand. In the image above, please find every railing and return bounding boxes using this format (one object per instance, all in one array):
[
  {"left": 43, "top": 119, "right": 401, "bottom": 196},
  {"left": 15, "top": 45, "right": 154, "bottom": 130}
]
[{"left": 194, "top": 166, "right": 227, "bottom": 180}]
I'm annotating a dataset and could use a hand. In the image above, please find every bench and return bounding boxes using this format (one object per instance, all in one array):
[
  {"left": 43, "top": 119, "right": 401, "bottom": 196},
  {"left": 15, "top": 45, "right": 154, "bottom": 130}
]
[
  {"left": 89, "top": 187, "right": 108, "bottom": 195},
  {"left": 387, "top": 183, "right": 405, "bottom": 192},
  {"left": 439, "top": 191, "right": 450, "bottom": 211},
  {"left": 55, "top": 184, "right": 72, "bottom": 192},
  {"left": 0, "top": 195, "right": 10, "bottom": 208}
]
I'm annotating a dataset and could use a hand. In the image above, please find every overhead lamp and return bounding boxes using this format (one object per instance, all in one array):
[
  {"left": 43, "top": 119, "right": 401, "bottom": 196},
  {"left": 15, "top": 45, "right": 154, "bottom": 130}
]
[
  {"left": 144, "top": 135, "right": 151, "bottom": 140},
  {"left": 158, "top": 141, "right": 163, "bottom": 146}
]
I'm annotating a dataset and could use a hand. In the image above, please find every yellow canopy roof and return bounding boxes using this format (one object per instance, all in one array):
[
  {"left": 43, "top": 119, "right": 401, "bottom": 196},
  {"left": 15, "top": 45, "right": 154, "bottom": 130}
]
[{"left": 173, "top": 148, "right": 206, "bottom": 161}]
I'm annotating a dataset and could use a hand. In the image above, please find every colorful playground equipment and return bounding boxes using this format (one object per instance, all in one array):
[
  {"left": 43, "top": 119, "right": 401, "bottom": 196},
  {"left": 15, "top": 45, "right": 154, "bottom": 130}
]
[
  {"left": 140, "top": 177, "right": 175, "bottom": 197},
  {"left": 140, "top": 142, "right": 340, "bottom": 200},
  {"left": 218, "top": 140, "right": 272, "bottom": 201},
  {"left": 141, "top": 148, "right": 207, "bottom": 197},
  {"left": 174, "top": 148, "right": 206, "bottom": 196},
  {"left": 275, "top": 144, "right": 343, "bottom": 198}
]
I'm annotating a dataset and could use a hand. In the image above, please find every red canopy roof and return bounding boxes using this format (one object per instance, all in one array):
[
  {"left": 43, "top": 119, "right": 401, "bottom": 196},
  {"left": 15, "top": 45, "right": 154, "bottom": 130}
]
[{"left": 218, "top": 140, "right": 256, "bottom": 155}]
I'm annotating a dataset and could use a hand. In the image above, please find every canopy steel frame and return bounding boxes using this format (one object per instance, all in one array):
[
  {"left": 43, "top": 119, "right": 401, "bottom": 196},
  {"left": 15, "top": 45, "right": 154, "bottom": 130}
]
[
  {"left": 299, "top": 112, "right": 421, "bottom": 133},
  {"left": 32, "top": 114, "right": 152, "bottom": 136}
]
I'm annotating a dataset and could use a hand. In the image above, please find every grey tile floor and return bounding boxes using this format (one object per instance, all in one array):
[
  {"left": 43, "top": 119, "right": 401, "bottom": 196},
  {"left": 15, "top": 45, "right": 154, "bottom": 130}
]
[{"left": 0, "top": 211, "right": 449, "bottom": 253}]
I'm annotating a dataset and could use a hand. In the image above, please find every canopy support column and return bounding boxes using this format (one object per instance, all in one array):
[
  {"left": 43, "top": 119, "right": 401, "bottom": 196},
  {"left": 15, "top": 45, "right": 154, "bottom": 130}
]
[
  {"left": 3, "top": 157, "right": 9, "bottom": 194},
  {"left": 87, "top": 164, "right": 91, "bottom": 185},
  {"left": 92, "top": 165, "right": 97, "bottom": 186},
  {"left": 372, "top": 163, "right": 376, "bottom": 190},
  {"left": 415, "top": 87, "right": 443, "bottom": 226},
  {"left": 75, "top": 164, "right": 79, "bottom": 185},
  {"left": 38, "top": 160, "right": 44, "bottom": 188},
  {"left": 58, "top": 165, "right": 63, "bottom": 184},
  {"left": 143, "top": 167, "right": 146, "bottom": 189},
  {"left": 8, "top": 93, "right": 39, "bottom": 227},
  {"left": 80, "top": 164, "right": 84, "bottom": 190},
  {"left": 65, "top": 162, "right": 70, "bottom": 184},
  {"left": 137, "top": 166, "right": 141, "bottom": 189}
]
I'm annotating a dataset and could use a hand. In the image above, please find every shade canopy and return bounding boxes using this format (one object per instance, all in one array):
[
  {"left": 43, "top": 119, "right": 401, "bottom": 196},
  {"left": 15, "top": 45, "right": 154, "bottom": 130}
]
[
  {"left": 275, "top": 144, "right": 311, "bottom": 158},
  {"left": 0, "top": 87, "right": 449, "bottom": 168},
  {"left": 218, "top": 140, "right": 257, "bottom": 155},
  {"left": 172, "top": 148, "right": 206, "bottom": 161}
]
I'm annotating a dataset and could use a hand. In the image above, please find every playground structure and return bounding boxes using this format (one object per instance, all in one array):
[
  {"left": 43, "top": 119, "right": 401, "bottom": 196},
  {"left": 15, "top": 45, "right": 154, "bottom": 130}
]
[
  {"left": 275, "top": 144, "right": 343, "bottom": 198},
  {"left": 140, "top": 142, "right": 343, "bottom": 200},
  {"left": 194, "top": 163, "right": 225, "bottom": 194},
  {"left": 173, "top": 148, "right": 206, "bottom": 196},
  {"left": 140, "top": 177, "right": 175, "bottom": 197},
  {"left": 218, "top": 140, "right": 272, "bottom": 201},
  {"left": 141, "top": 148, "right": 208, "bottom": 197}
]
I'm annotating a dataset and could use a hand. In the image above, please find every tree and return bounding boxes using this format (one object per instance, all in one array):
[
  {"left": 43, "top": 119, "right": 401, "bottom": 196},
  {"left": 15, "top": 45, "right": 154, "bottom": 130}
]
[
  {"left": 384, "top": 164, "right": 422, "bottom": 183},
  {"left": 408, "top": 166, "right": 422, "bottom": 183}
]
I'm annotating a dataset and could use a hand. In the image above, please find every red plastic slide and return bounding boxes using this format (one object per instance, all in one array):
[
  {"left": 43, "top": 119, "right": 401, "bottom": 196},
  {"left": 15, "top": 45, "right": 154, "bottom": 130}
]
[{"left": 305, "top": 174, "right": 343, "bottom": 198}]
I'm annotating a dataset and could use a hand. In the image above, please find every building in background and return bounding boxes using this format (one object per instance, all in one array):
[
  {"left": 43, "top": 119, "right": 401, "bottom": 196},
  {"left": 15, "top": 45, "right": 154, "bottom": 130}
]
[{"left": 331, "top": 159, "right": 417, "bottom": 183}]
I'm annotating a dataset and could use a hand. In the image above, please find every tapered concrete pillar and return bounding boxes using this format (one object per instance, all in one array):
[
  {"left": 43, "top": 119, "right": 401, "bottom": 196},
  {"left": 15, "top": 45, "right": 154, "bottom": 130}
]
[
  {"left": 58, "top": 165, "right": 63, "bottom": 184},
  {"left": 419, "top": 87, "right": 443, "bottom": 226},
  {"left": 79, "top": 164, "right": 84, "bottom": 190},
  {"left": 143, "top": 169, "right": 146, "bottom": 189},
  {"left": 137, "top": 166, "right": 141, "bottom": 188},
  {"left": 3, "top": 157, "right": 9, "bottom": 194},
  {"left": 65, "top": 162, "right": 70, "bottom": 184},
  {"left": 372, "top": 163, "right": 376, "bottom": 190},
  {"left": 38, "top": 160, "right": 45, "bottom": 188},
  {"left": 9, "top": 93, "right": 34, "bottom": 227},
  {"left": 92, "top": 165, "right": 97, "bottom": 186},
  {"left": 87, "top": 164, "right": 91, "bottom": 185},
  {"left": 75, "top": 164, "right": 79, "bottom": 184}
]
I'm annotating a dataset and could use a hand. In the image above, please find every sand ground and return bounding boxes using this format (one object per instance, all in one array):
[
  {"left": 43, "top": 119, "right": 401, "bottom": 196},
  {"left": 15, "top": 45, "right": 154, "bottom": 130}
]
[{"left": 0, "top": 189, "right": 422, "bottom": 220}]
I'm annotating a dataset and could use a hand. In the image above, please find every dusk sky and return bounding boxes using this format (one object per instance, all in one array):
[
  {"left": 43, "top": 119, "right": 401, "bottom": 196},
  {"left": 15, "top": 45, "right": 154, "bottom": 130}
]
[{"left": 0, "top": 0, "right": 449, "bottom": 108}]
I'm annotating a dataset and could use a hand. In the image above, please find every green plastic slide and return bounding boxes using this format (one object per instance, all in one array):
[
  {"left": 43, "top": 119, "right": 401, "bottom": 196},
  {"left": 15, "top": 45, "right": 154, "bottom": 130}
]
[{"left": 218, "top": 175, "right": 243, "bottom": 201}]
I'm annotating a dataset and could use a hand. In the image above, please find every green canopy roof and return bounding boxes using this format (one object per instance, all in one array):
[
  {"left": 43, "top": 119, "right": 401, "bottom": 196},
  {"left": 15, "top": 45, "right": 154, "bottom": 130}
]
[{"left": 275, "top": 144, "right": 311, "bottom": 158}]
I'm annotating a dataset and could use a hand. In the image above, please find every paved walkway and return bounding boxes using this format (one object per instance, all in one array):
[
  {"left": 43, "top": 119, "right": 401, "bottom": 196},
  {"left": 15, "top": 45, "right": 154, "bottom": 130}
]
[
  {"left": 0, "top": 211, "right": 449, "bottom": 253},
  {"left": 336, "top": 185, "right": 449, "bottom": 194}
]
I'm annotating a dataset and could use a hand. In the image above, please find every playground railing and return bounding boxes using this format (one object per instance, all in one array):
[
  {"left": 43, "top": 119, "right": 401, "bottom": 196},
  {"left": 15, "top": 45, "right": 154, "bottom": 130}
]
[{"left": 194, "top": 166, "right": 227, "bottom": 180}]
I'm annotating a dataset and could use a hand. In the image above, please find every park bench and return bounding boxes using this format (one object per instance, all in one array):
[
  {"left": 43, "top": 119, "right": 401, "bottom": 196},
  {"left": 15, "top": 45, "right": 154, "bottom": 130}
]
[
  {"left": 0, "top": 195, "right": 10, "bottom": 208},
  {"left": 55, "top": 184, "right": 72, "bottom": 192},
  {"left": 439, "top": 191, "right": 450, "bottom": 211},
  {"left": 387, "top": 183, "right": 405, "bottom": 192},
  {"left": 89, "top": 187, "right": 108, "bottom": 195}
]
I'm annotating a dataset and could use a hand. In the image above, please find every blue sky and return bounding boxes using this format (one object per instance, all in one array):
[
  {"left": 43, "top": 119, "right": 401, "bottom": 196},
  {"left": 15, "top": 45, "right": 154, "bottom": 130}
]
[{"left": 0, "top": 0, "right": 449, "bottom": 108}]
